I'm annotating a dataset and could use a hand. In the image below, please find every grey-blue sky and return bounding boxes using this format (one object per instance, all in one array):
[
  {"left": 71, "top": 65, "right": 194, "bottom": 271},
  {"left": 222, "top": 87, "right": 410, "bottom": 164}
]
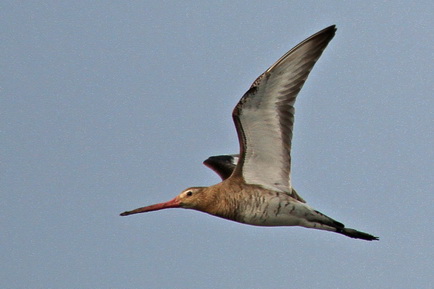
[{"left": 2, "top": 1, "right": 433, "bottom": 288}]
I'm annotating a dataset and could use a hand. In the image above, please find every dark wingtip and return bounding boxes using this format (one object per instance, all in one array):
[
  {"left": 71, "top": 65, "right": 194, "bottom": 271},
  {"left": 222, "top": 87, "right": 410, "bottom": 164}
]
[
  {"left": 326, "top": 24, "right": 337, "bottom": 32},
  {"left": 120, "top": 211, "right": 130, "bottom": 216},
  {"left": 203, "top": 154, "right": 238, "bottom": 180},
  {"left": 318, "top": 25, "right": 337, "bottom": 41}
]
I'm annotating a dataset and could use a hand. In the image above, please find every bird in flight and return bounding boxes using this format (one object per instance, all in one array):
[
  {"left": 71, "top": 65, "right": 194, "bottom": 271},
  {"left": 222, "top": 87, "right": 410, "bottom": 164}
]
[{"left": 121, "top": 25, "right": 378, "bottom": 241}]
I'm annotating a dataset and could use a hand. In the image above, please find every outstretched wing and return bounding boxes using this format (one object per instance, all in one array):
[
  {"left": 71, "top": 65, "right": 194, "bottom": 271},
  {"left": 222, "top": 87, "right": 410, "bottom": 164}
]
[{"left": 231, "top": 25, "right": 336, "bottom": 194}]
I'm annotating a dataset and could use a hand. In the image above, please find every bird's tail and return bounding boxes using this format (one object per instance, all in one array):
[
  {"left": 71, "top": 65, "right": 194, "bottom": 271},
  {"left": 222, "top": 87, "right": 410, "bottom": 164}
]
[
  {"left": 310, "top": 210, "right": 379, "bottom": 241},
  {"left": 337, "top": 227, "right": 379, "bottom": 241}
]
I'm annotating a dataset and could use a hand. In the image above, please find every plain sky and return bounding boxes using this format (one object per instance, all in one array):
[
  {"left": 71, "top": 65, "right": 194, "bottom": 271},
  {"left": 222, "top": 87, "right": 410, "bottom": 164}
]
[{"left": 2, "top": 1, "right": 433, "bottom": 289}]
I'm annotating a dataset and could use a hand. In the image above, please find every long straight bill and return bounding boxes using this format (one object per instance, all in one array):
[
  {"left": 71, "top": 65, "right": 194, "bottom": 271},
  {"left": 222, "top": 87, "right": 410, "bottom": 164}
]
[{"left": 120, "top": 197, "right": 180, "bottom": 216}]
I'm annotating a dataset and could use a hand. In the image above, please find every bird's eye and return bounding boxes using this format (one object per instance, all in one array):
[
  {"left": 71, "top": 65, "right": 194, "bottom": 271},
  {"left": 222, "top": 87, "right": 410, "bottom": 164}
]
[{"left": 186, "top": 191, "right": 193, "bottom": 197}]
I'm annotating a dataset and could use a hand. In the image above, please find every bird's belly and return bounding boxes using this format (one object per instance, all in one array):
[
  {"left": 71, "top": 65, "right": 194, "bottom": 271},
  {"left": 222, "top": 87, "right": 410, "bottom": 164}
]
[
  {"left": 244, "top": 214, "right": 302, "bottom": 227},
  {"left": 238, "top": 196, "right": 307, "bottom": 227}
]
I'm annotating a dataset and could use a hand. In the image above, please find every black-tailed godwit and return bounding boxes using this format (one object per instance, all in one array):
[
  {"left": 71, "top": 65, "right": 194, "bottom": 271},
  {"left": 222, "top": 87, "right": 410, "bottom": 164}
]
[{"left": 120, "top": 25, "right": 378, "bottom": 241}]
